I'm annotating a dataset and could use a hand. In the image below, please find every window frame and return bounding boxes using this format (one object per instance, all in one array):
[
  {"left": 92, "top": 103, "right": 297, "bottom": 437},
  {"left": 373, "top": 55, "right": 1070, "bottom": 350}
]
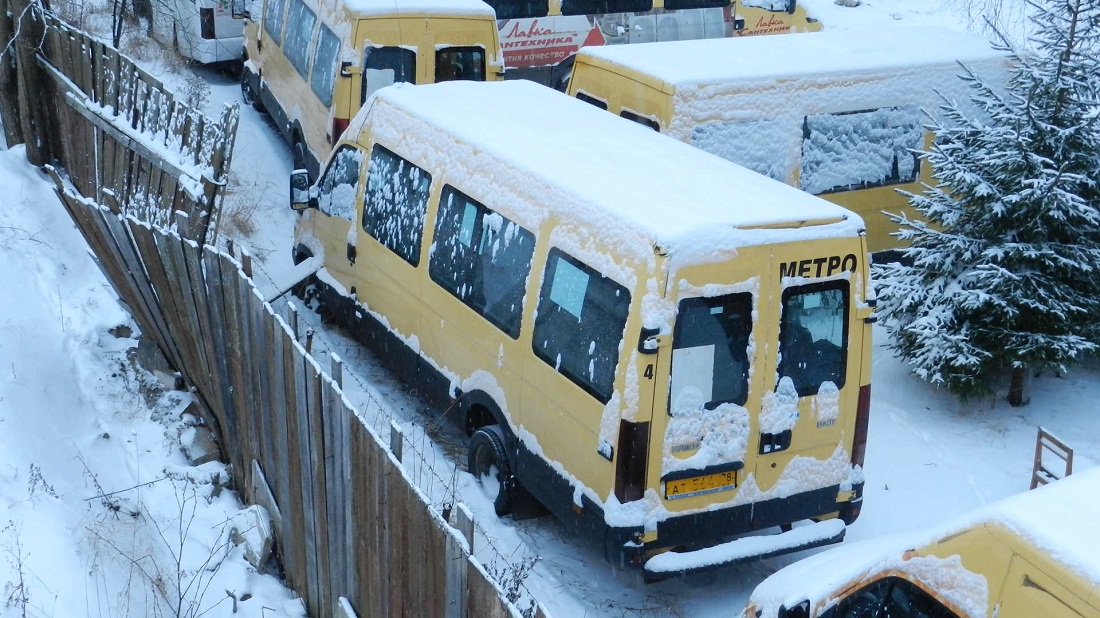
[
  {"left": 282, "top": 0, "right": 318, "bottom": 79},
  {"left": 668, "top": 292, "right": 754, "bottom": 414},
  {"left": 821, "top": 575, "right": 962, "bottom": 618},
  {"left": 309, "top": 23, "right": 341, "bottom": 107},
  {"left": 800, "top": 106, "right": 924, "bottom": 195},
  {"left": 262, "top": 0, "right": 288, "bottom": 45},
  {"left": 532, "top": 248, "right": 631, "bottom": 404},
  {"left": 778, "top": 279, "right": 850, "bottom": 398},
  {"left": 361, "top": 144, "right": 432, "bottom": 266},
  {"left": 435, "top": 46, "right": 487, "bottom": 83},
  {"left": 429, "top": 186, "right": 536, "bottom": 339},
  {"left": 361, "top": 46, "right": 418, "bottom": 105},
  {"left": 315, "top": 144, "right": 365, "bottom": 220}
]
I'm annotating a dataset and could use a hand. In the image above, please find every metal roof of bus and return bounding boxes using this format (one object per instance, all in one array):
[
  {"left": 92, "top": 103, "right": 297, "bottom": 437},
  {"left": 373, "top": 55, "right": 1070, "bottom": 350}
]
[
  {"left": 354, "top": 81, "right": 864, "bottom": 262},
  {"left": 576, "top": 26, "right": 1010, "bottom": 88}
]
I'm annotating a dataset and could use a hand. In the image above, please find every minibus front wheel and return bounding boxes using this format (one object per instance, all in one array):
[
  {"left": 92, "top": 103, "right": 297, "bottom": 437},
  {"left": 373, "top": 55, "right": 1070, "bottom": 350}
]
[{"left": 468, "top": 425, "right": 515, "bottom": 517}]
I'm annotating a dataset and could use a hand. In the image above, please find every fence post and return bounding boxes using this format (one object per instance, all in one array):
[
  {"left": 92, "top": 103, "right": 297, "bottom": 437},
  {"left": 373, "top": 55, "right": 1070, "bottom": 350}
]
[
  {"left": 331, "top": 352, "right": 343, "bottom": 389},
  {"left": 390, "top": 422, "right": 403, "bottom": 462}
]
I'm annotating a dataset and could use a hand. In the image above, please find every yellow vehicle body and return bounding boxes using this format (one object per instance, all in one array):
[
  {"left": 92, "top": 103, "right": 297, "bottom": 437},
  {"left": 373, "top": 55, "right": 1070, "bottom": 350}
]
[
  {"left": 291, "top": 80, "right": 874, "bottom": 578},
  {"left": 242, "top": 0, "right": 503, "bottom": 177},
  {"left": 565, "top": 26, "right": 1013, "bottom": 253},
  {"left": 746, "top": 468, "right": 1100, "bottom": 617}
]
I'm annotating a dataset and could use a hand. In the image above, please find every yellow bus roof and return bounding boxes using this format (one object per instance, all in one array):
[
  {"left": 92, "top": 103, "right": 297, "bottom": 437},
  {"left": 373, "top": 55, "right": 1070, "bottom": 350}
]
[
  {"left": 354, "top": 81, "right": 864, "bottom": 264},
  {"left": 340, "top": 0, "right": 495, "bottom": 17}
]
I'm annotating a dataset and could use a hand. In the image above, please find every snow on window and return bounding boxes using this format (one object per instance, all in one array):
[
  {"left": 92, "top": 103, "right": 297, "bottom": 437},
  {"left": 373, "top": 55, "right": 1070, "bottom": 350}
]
[
  {"left": 429, "top": 187, "right": 535, "bottom": 338},
  {"left": 283, "top": 0, "right": 317, "bottom": 79},
  {"left": 692, "top": 118, "right": 790, "bottom": 183},
  {"left": 532, "top": 249, "right": 630, "bottom": 404},
  {"left": 800, "top": 106, "right": 923, "bottom": 195},
  {"left": 262, "top": 0, "right": 288, "bottom": 44},
  {"left": 362, "top": 47, "right": 416, "bottom": 105},
  {"left": 362, "top": 144, "right": 432, "bottom": 265},
  {"left": 316, "top": 145, "right": 364, "bottom": 221},
  {"left": 669, "top": 293, "right": 752, "bottom": 413},
  {"left": 310, "top": 24, "right": 341, "bottom": 107}
]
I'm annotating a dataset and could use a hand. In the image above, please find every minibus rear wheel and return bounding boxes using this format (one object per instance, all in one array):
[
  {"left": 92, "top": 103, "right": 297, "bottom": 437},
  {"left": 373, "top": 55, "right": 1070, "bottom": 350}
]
[{"left": 468, "top": 425, "right": 514, "bottom": 517}]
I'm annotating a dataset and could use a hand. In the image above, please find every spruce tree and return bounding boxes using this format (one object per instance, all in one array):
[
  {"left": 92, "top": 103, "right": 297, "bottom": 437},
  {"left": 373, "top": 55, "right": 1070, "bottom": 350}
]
[{"left": 874, "top": 0, "right": 1100, "bottom": 404}]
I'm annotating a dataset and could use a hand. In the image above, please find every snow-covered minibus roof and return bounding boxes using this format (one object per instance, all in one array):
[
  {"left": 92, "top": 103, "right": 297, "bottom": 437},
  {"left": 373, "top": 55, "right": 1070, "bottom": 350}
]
[
  {"left": 351, "top": 80, "right": 864, "bottom": 263},
  {"left": 577, "top": 25, "right": 1010, "bottom": 89}
]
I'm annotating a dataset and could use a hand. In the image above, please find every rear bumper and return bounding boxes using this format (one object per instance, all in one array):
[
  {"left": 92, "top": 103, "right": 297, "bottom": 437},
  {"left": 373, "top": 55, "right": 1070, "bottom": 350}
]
[{"left": 605, "top": 481, "right": 865, "bottom": 575}]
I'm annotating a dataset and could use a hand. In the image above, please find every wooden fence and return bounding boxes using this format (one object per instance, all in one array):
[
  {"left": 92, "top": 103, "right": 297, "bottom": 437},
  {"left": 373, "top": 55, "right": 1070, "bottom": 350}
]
[
  {"left": 36, "top": 12, "right": 237, "bottom": 244},
  {"left": 50, "top": 179, "right": 529, "bottom": 617},
  {"left": 7, "top": 8, "right": 541, "bottom": 617}
]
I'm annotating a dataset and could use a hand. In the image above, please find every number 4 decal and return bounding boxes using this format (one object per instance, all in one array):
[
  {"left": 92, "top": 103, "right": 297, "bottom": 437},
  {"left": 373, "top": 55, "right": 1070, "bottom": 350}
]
[{"left": 644, "top": 364, "right": 654, "bottom": 379}]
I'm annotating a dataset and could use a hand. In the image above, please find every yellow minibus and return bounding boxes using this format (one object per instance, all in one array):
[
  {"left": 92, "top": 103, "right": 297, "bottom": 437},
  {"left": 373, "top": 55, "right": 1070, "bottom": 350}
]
[
  {"left": 747, "top": 468, "right": 1100, "bottom": 618},
  {"left": 565, "top": 26, "right": 1013, "bottom": 253},
  {"left": 290, "top": 80, "right": 874, "bottom": 578},
  {"left": 241, "top": 0, "right": 504, "bottom": 177}
]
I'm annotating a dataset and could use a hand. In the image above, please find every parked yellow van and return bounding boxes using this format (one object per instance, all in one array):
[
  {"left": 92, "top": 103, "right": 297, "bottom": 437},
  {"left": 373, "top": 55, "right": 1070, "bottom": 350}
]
[
  {"left": 290, "top": 80, "right": 874, "bottom": 579},
  {"left": 565, "top": 26, "right": 1013, "bottom": 253},
  {"left": 746, "top": 467, "right": 1100, "bottom": 618},
  {"left": 241, "top": 0, "right": 504, "bottom": 177}
]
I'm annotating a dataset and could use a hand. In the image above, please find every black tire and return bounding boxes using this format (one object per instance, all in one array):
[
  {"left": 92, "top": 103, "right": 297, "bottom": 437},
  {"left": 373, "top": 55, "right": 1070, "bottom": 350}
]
[
  {"left": 292, "top": 138, "right": 310, "bottom": 176},
  {"left": 468, "top": 425, "right": 514, "bottom": 517},
  {"left": 240, "top": 69, "right": 263, "bottom": 113}
]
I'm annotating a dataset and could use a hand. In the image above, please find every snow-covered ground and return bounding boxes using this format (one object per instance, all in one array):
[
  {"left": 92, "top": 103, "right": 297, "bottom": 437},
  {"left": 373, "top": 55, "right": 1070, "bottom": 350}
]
[{"left": 2, "top": 0, "right": 1098, "bottom": 615}]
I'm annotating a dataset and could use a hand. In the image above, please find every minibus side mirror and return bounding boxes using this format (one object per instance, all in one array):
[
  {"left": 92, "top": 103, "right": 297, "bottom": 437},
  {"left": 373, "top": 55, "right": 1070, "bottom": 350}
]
[{"left": 290, "top": 170, "right": 315, "bottom": 211}]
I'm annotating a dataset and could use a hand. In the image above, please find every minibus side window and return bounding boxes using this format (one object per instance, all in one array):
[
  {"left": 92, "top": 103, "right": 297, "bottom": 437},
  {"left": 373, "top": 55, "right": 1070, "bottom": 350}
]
[
  {"left": 669, "top": 293, "right": 752, "bottom": 414},
  {"left": 429, "top": 187, "right": 535, "bottom": 339},
  {"left": 800, "top": 106, "right": 923, "bottom": 195},
  {"left": 560, "top": 0, "right": 650, "bottom": 16},
  {"left": 435, "top": 47, "right": 486, "bottom": 83},
  {"left": 532, "top": 249, "right": 630, "bottom": 404},
  {"left": 483, "top": 0, "right": 549, "bottom": 19},
  {"left": 362, "top": 145, "right": 431, "bottom": 266},
  {"left": 619, "top": 110, "right": 660, "bottom": 131},
  {"left": 316, "top": 145, "right": 364, "bottom": 220},
  {"left": 310, "top": 25, "right": 341, "bottom": 107},
  {"left": 779, "top": 280, "right": 848, "bottom": 397},
  {"left": 283, "top": 0, "right": 317, "bottom": 79},
  {"left": 692, "top": 119, "right": 788, "bottom": 183},
  {"left": 362, "top": 47, "right": 417, "bottom": 105},
  {"left": 262, "top": 0, "right": 288, "bottom": 44},
  {"left": 821, "top": 576, "right": 960, "bottom": 618},
  {"left": 575, "top": 92, "right": 608, "bottom": 110}
]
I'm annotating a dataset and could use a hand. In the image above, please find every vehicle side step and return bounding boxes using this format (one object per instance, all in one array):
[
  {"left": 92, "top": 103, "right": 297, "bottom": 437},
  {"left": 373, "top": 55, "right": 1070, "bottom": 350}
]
[{"left": 643, "top": 519, "right": 846, "bottom": 582}]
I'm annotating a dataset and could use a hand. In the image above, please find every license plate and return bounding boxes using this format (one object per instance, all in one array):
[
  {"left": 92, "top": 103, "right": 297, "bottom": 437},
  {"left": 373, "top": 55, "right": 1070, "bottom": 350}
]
[{"left": 665, "top": 470, "right": 737, "bottom": 500}]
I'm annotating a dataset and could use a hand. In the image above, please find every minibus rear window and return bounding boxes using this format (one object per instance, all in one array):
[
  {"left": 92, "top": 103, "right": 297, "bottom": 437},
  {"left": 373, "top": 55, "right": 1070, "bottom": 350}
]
[
  {"left": 800, "top": 106, "right": 923, "bottom": 195},
  {"left": 779, "top": 280, "right": 848, "bottom": 397},
  {"left": 430, "top": 187, "right": 535, "bottom": 338},
  {"left": 669, "top": 293, "right": 752, "bottom": 414},
  {"left": 435, "top": 47, "right": 486, "bottom": 82},
  {"left": 533, "top": 249, "right": 630, "bottom": 404},
  {"left": 362, "top": 145, "right": 432, "bottom": 266},
  {"left": 484, "top": 0, "right": 549, "bottom": 19},
  {"left": 362, "top": 47, "right": 416, "bottom": 105}
]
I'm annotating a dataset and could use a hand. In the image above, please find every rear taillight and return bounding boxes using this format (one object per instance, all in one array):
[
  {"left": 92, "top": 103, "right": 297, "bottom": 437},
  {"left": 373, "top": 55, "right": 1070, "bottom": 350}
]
[
  {"left": 615, "top": 420, "right": 650, "bottom": 503},
  {"left": 852, "top": 384, "right": 871, "bottom": 467},
  {"left": 331, "top": 117, "right": 350, "bottom": 144},
  {"left": 199, "top": 8, "right": 215, "bottom": 39}
]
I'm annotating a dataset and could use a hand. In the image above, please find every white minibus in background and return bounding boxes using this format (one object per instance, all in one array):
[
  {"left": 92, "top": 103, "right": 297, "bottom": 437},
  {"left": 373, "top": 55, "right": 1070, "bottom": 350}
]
[
  {"left": 289, "top": 80, "right": 875, "bottom": 579},
  {"left": 149, "top": 0, "right": 246, "bottom": 64}
]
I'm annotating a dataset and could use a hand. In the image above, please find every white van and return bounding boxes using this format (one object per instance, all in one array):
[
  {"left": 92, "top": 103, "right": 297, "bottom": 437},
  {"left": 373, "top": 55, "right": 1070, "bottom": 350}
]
[{"left": 149, "top": 0, "right": 245, "bottom": 64}]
